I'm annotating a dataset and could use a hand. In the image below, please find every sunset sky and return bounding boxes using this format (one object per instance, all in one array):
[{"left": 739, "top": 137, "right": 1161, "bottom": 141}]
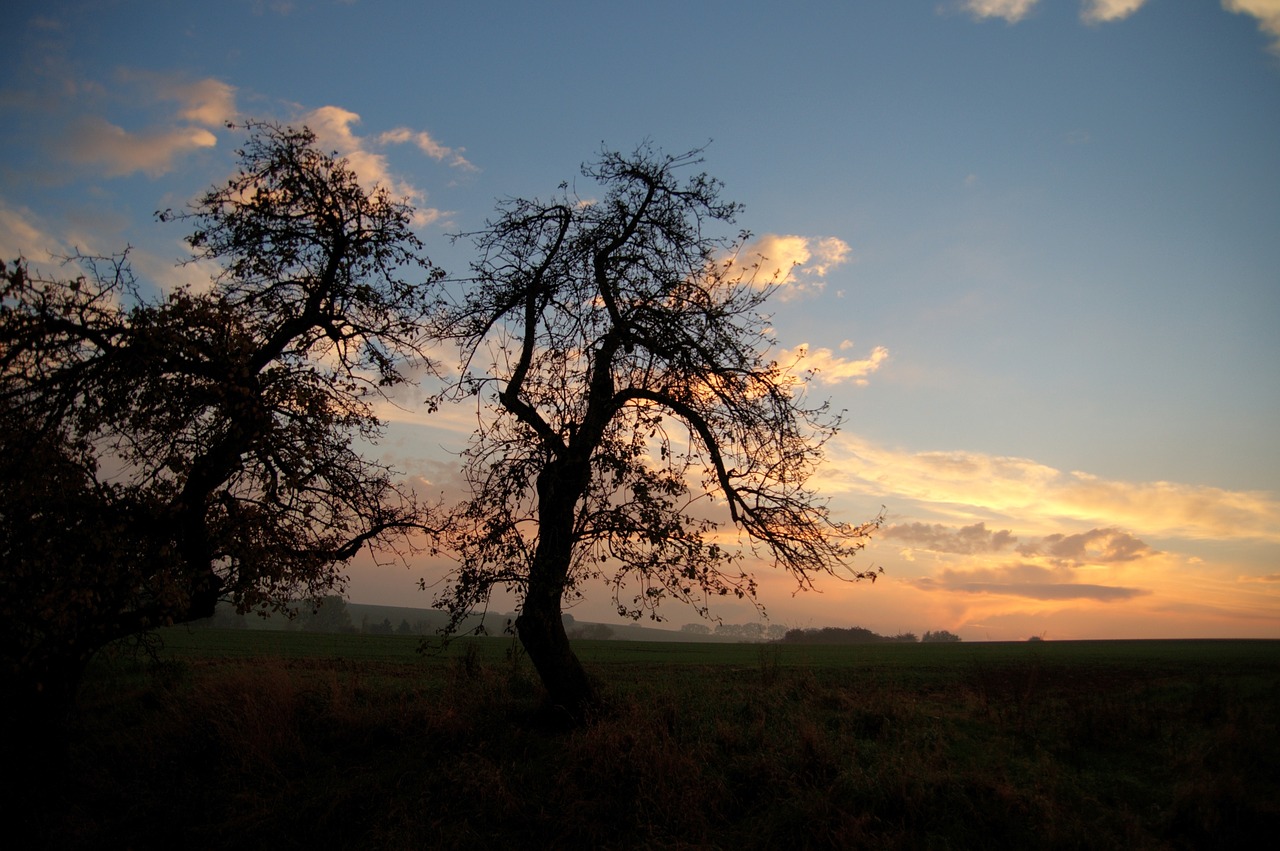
[{"left": 3, "top": 0, "right": 1277, "bottom": 640}]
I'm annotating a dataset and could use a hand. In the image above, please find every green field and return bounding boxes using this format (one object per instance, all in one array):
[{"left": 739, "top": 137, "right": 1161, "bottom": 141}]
[{"left": 26, "top": 629, "right": 1280, "bottom": 849}]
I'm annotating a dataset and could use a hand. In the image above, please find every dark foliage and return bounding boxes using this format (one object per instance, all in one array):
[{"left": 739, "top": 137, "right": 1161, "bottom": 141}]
[
  {"left": 433, "top": 143, "right": 881, "bottom": 718},
  {"left": 0, "top": 123, "right": 441, "bottom": 739},
  {"left": 782, "top": 626, "right": 921, "bottom": 644}
]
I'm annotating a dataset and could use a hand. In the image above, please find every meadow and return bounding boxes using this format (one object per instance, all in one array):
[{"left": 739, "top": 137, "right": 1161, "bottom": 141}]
[{"left": 24, "top": 629, "right": 1280, "bottom": 849}]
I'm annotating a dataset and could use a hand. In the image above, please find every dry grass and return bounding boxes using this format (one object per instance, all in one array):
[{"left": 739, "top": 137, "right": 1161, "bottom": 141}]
[{"left": 17, "top": 635, "right": 1280, "bottom": 849}]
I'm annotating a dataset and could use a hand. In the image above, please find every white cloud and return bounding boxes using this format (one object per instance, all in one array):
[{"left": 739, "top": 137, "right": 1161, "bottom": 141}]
[
  {"left": 739, "top": 234, "right": 853, "bottom": 299},
  {"left": 1223, "top": 0, "right": 1280, "bottom": 52},
  {"left": 1081, "top": 0, "right": 1148, "bottom": 23},
  {"left": 64, "top": 116, "right": 217, "bottom": 177},
  {"left": 778, "top": 342, "right": 889, "bottom": 386},
  {"left": 962, "top": 0, "right": 1039, "bottom": 23}
]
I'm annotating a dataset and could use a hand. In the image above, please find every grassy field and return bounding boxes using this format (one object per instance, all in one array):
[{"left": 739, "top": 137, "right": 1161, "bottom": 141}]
[{"left": 24, "top": 629, "right": 1280, "bottom": 849}]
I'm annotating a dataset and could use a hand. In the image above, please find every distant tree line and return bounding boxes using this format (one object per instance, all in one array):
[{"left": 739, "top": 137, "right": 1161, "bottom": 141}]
[
  {"left": 781, "top": 627, "right": 962, "bottom": 644},
  {"left": 194, "top": 595, "right": 446, "bottom": 636}
]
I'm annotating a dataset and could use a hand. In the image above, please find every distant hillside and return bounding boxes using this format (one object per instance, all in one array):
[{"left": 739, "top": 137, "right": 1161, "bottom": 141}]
[{"left": 203, "top": 598, "right": 737, "bottom": 642}]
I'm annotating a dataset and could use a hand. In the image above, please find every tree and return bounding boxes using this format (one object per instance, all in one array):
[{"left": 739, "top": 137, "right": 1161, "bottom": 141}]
[
  {"left": 434, "top": 144, "right": 881, "bottom": 720},
  {"left": 0, "top": 122, "right": 440, "bottom": 735},
  {"left": 922, "top": 630, "right": 962, "bottom": 643},
  {"left": 296, "top": 596, "right": 356, "bottom": 634}
]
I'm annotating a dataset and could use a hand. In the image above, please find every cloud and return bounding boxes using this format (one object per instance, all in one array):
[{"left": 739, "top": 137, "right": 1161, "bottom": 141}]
[
  {"left": 963, "top": 0, "right": 1151, "bottom": 25},
  {"left": 63, "top": 116, "right": 217, "bottom": 177},
  {"left": 962, "top": 0, "right": 1039, "bottom": 23},
  {"left": 379, "top": 127, "right": 477, "bottom": 172},
  {"left": 739, "top": 234, "right": 853, "bottom": 298},
  {"left": 825, "top": 436, "right": 1280, "bottom": 543},
  {"left": 117, "top": 71, "right": 238, "bottom": 126},
  {"left": 918, "top": 563, "right": 1149, "bottom": 601},
  {"left": 1017, "top": 527, "right": 1155, "bottom": 564},
  {"left": 302, "top": 106, "right": 459, "bottom": 227},
  {"left": 33, "top": 72, "right": 236, "bottom": 179},
  {"left": 1223, "top": 0, "right": 1280, "bottom": 52},
  {"left": 884, "top": 521, "right": 1018, "bottom": 554},
  {"left": 0, "top": 201, "right": 64, "bottom": 261},
  {"left": 777, "top": 342, "right": 888, "bottom": 386},
  {"left": 1081, "top": 0, "right": 1148, "bottom": 23}
]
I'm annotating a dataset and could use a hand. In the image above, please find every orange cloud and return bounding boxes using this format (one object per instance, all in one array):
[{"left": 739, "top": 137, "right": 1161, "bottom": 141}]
[
  {"left": 65, "top": 116, "right": 216, "bottom": 177},
  {"left": 917, "top": 565, "right": 1150, "bottom": 601},
  {"left": 303, "top": 107, "right": 458, "bottom": 227},
  {"left": 823, "top": 436, "right": 1280, "bottom": 543},
  {"left": 777, "top": 342, "right": 888, "bottom": 386},
  {"left": 115, "top": 71, "right": 238, "bottom": 126},
  {"left": 739, "top": 234, "right": 853, "bottom": 298}
]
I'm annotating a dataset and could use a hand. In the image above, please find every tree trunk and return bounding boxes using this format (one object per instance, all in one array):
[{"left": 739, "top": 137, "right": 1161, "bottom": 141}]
[
  {"left": 515, "top": 586, "right": 596, "bottom": 723},
  {"left": 516, "top": 457, "right": 598, "bottom": 723}
]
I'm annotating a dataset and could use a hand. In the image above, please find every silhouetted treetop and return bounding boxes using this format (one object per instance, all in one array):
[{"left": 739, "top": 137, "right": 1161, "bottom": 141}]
[
  {"left": 432, "top": 143, "right": 881, "bottom": 719},
  {"left": 1, "top": 122, "right": 442, "bottom": 736}
]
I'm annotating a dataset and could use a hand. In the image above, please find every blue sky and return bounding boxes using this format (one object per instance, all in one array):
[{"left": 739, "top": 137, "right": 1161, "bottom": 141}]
[{"left": 3, "top": 0, "right": 1278, "bottom": 639}]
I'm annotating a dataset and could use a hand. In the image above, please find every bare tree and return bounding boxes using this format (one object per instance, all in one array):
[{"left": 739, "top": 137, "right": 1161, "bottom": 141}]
[
  {"left": 0, "top": 123, "right": 441, "bottom": 734},
  {"left": 434, "top": 144, "right": 881, "bottom": 720}
]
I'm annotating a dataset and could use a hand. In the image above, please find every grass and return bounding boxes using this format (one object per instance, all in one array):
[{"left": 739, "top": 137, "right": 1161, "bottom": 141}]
[{"left": 20, "top": 630, "right": 1280, "bottom": 849}]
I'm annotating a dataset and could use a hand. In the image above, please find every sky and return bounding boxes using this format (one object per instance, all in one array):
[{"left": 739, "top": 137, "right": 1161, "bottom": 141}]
[{"left": 2, "top": 0, "right": 1278, "bottom": 640}]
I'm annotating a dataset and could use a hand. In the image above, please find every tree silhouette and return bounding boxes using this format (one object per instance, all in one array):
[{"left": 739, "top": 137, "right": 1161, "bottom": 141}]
[
  {"left": 0, "top": 123, "right": 440, "bottom": 735},
  {"left": 434, "top": 144, "right": 881, "bottom": 720}
]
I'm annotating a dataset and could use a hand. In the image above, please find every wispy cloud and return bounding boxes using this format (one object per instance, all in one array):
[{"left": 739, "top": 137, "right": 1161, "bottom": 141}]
[
  {"left": 303, "top": 106, "right": 465, "bottom": 227},
  {"left": 0, "top": 201, "right": 65, "bottom": 262},
  {"left": 917, "top": 563, "right": 1150, "bottom": 601},
  {"left": 1223, "top": 0, "right": 1280, "bottom": 52},
  {"left": 41, "top": 72, "right": 236, "bottom": 179},
  {"left": 884, "top": 521, "right": 1017, "bottom": 554},
  {"left": 963, "top": 0, "right": 1150, "bottom": 25},
  {"left": 64, "top": 116, "right": 217, "bottom": 178},
  {"left": 777, "top": 341, "right": 889, "bottom": 386},
  {"left": 379, "top": 127, "right": 477, "bottom": 172},
  {"left": 825, "top": 436, "right": 1280, "bottom": 543},
  {"left": 117, "top": 71, "right": 238, "bottom": 127}
]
